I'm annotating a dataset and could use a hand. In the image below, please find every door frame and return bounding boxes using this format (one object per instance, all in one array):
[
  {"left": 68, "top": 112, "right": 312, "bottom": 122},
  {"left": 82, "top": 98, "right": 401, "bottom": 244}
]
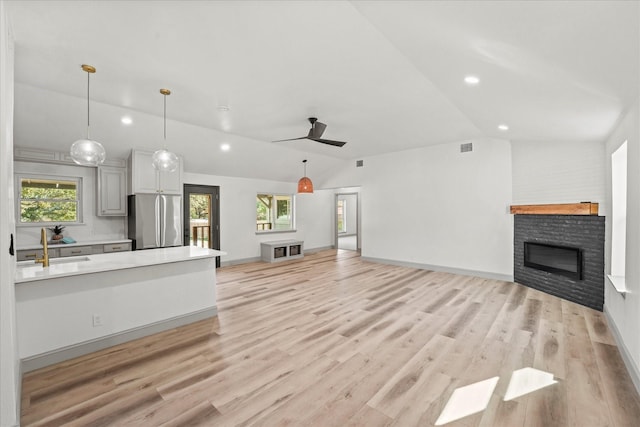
[
  {"left": 335, "top": 192, "right": 360, "bottom": 251},
  {"left": 183, "top": 184, "right": 220, "bottom": 267}
]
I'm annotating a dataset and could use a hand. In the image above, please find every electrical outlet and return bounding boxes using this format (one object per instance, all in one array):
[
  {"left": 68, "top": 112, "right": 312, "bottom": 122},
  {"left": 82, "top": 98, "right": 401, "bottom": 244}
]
[{"left": 92, "top": 314, "right": 103, "bottom": 327}]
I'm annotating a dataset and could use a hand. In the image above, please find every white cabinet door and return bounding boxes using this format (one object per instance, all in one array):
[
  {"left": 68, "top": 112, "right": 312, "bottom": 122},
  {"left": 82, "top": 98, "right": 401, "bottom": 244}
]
[
  {"left": 131, "top": 151, "right": 159, "bottom": 193},
  {"left": 158, "top": 163, "right": 183, "bottom": 194},
  {"left": 97, "top": 166, "right": 127, "bottom": 216},
  {"left": 129, "top": 150, "right": 182, "bottom": 194}
]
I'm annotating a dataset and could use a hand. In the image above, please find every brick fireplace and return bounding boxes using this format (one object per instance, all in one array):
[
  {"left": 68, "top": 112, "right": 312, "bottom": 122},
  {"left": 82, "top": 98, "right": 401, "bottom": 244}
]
[{"left": 511, "top": 203, "right": 605, "bottom": 311}]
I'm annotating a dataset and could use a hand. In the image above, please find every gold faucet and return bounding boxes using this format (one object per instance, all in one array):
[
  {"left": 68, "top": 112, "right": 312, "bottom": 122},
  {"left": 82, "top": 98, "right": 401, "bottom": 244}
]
[{"left": 35, "top": 227, "right": 49, "bottom": 267}]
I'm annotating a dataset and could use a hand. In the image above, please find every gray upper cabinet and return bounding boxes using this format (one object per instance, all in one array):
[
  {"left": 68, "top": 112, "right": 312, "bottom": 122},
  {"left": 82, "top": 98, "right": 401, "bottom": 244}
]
[
  {"left": 97, "top": 166, "right": 127, "bottom": 216},
  {"left": 14, "top": 147, "right": 126, "bottom": 168},
  {"left": 128, "top": 150, "right": 183, "bottom": 195}
]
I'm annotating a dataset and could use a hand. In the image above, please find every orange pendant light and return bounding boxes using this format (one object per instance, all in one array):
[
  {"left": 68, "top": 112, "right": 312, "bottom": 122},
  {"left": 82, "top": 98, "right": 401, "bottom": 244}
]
[{"left": 297, "top": 159, "right": 314, "bottom": 193}]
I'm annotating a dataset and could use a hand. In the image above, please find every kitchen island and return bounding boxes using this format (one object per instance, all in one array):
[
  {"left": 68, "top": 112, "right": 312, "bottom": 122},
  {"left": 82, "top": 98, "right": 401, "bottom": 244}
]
[{"left": 15, "top": 246, "right": 225, "bottom": 371}]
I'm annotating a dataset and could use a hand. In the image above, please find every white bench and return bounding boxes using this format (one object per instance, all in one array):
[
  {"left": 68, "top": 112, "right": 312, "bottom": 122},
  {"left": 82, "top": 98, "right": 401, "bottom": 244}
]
[{"left": 260, "top": 240, "right": 304, "bottom": 263}]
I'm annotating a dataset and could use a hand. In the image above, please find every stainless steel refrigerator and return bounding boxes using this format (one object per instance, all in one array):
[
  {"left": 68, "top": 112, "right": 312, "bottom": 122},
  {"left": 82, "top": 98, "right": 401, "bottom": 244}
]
[{"left": 128, "top": 194, "right": 182, "bottom": 250}]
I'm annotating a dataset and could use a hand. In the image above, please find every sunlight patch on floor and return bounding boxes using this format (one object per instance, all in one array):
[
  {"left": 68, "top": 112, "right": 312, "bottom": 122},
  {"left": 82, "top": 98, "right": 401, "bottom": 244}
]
[
  {"left": 504, "top": 367, "right": 557, "bottom": 401},
  {"left": 435, "top": 376, "right": 499, "bottom": 426},
  {"left": 435, "top": 367, "right": 557, "bottom": 425}
]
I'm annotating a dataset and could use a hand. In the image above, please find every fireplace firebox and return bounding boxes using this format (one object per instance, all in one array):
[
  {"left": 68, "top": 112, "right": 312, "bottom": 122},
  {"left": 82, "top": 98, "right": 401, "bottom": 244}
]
[
  {"left": 514, "top": 214, "right": 604, "bottom": 311},
  {"left": 524, "top": 241, "right": 582, "bottom": 280}
]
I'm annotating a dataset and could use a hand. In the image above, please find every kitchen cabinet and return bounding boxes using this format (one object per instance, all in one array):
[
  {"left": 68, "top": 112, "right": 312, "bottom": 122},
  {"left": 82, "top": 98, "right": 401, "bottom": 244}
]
[
  {"left": 16, "top": 240, "right": 131, "bottom": 261},
  {"left": 102, "top": 242, "right": 132, "bottom": 253},
  {"left": 128, "top": 150, "right": 183, "bottom": 195},
  {"left": 97, "top": 166, "right": 127, "bottom": 216},
  {"left": 59, "top": 246, "right": 93, "bottom": 257},
  {"left": 14, "top": 147, "right": 126, "bottom": 168},
  {"left": 16, "top": 248, "right": 59, "bottom": 261}
]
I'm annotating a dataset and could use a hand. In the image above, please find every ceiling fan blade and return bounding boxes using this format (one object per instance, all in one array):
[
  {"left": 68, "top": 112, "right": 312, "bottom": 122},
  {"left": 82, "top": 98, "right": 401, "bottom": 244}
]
[
  {"left": 272, "top": 136, "right": 307, "bottom": 143},
  {"left": 310, "top": 121, "right": 327, "bottom": 138},
  {"left": 309, "top": 137, "right": 347, "bottom": 147}
]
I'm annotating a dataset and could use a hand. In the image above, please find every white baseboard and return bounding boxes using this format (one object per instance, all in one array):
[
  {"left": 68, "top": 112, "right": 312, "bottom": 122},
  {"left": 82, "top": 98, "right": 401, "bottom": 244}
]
[
  {"left": 360, "top": 256, "right": 514, "bottom": 282},
  {"left": 603, "top": 304, "right": 640, "bottom": 396},
  {"left": 305, "top": 245, "right": 335, "bottom": 254},
  {"left": 221, "top": 256, "right": 261, "bottom": 267},
  {"left": 21, "top": 306, "right": 217, "bottom": 372}
]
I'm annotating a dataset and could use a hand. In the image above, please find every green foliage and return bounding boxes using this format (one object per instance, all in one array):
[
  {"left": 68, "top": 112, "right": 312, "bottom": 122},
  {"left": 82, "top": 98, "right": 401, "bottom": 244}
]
[
  {"left": 189, "top": 194, "right": 210, "bottom": 219},
  {"left": 276, "top": 199, "right": 289, "bottom": 217},
  {"left": 20, "top": 183, "right": 78, "bottom": 223},
  {"left": 256, "top": 198, "right": 269, "bottom": 221},
  {"left": 48, "top": 225, "right": 66, "bottom": 235}
]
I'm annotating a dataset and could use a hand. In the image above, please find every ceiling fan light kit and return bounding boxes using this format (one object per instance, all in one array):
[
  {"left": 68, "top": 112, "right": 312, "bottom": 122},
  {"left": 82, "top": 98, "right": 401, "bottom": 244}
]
[
  {"left": 70, "top": 64, "right": 106, "bottom": 166},
  {"left": 297, "top": 159, "right": 314, "bottom": 194},
  {"left": 152, "top": 88, "right": 179, "bottom": 173}
]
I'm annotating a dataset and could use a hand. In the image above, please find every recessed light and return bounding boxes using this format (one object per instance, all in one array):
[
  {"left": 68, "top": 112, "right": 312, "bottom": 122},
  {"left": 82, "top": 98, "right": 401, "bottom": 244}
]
[
  {"left": 220, "top": 143, "right": 230, "bottom": 152},
  {"left": 121, "top": 116, "right": 133, "bottom": 125},
  {"left": 464, "top": 75, "right": 480, "bottom": 85},
  {"left": 498, "top": 124, "right": 509, "bottom": 131}
]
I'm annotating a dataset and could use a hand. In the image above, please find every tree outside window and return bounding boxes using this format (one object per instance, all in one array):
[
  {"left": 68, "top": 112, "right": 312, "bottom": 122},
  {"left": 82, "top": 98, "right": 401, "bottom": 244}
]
[{"left": 19, "top": 177, "right": 81, "bottom": 223}]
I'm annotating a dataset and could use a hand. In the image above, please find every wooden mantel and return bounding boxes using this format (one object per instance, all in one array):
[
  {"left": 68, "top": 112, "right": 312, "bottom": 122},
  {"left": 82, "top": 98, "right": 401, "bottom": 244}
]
[{"left": 510, "top": 202, "right": 599, "bottom": 215}]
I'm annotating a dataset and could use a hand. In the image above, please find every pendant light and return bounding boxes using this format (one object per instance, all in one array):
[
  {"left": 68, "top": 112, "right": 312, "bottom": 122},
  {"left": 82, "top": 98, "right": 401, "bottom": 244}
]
[
  {"left": 70, "top": 64, "right": 106, "bottom": 166},
  {"left": 152, "top": 88, "right": 179, "bottom": 172},
  {"left": 297, "top": 159, "right": 314, "bottom": 193}
]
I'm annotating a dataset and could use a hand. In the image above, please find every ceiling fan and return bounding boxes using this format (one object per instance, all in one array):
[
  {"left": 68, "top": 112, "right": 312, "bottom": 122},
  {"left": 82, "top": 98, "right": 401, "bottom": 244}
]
[{"left": 273, "top": 117, "right": 347, "bottom": 147}]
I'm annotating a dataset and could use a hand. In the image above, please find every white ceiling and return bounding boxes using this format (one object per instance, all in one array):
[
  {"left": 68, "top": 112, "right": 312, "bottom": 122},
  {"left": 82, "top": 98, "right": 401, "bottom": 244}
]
[{"left": 6, "top": 0, "right": 639, "bottom": 182}]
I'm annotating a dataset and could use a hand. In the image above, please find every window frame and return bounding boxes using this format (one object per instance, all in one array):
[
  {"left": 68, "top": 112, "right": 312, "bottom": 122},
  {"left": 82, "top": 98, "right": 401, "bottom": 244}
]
[
  {"left": 256, "top": 192, "right": 296, "bottom": 234},
  {"left": 608, "top": 140, "right": 627, "bottom": 293},
  {"left": 16, "top": 173, "right": 84, "bottom": 227}
]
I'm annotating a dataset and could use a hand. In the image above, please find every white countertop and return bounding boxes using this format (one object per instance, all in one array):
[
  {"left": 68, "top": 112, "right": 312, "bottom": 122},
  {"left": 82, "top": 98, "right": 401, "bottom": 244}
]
[
  {"left": 15, "top": 246, "right": 226, "bottom": 284},
  {"left": 17, "top": 239, "right": 132, "bottom": 251}
]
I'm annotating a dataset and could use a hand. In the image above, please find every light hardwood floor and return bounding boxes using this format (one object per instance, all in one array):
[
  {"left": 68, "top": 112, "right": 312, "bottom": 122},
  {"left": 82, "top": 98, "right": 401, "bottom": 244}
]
[{"left": 21, "top": 249, "right": 640, "bottom": 426}]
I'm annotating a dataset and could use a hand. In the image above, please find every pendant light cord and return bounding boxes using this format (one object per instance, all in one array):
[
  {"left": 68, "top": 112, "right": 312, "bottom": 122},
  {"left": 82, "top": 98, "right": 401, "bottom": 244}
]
[
  {"left": 163, "top": 93, "right": 167, "bottom": 148},
  {"left": 86, "top": 70, "right": 91, "bottom": 140}
]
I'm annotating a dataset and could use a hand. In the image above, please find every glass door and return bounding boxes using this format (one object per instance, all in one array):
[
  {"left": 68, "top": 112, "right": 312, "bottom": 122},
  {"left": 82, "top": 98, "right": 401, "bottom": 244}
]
[{"left": 183, "top": 184, "right": 220, "bottom": 267}]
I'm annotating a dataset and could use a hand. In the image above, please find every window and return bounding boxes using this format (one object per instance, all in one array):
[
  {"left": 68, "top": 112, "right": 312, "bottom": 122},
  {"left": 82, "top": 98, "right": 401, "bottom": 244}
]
[
  {"left": 610, "top": 141, "right": 627, "bottom": 292},
  {"left": 337, "top": 199, "right": 346, "bottom": 233},
  {"left": 18, "top": 175, "right": 82, "bottom": 224},
  {"left": 256, "top": 193, "right": 294, "bottom": 232}
]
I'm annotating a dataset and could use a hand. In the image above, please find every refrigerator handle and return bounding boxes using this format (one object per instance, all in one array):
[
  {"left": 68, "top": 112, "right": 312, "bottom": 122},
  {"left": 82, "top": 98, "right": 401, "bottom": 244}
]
[
  {"left": 161, "top": 195, "right": 167, "bottom": 247},
  {"left": 155, "top": 195, "right": 161, "bottom": 247}
]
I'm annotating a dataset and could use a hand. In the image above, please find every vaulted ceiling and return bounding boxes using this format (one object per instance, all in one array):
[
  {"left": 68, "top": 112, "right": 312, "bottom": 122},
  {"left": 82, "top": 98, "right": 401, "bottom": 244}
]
[{"left": 6, "top": 1, "right": 639, "bottom": 182}]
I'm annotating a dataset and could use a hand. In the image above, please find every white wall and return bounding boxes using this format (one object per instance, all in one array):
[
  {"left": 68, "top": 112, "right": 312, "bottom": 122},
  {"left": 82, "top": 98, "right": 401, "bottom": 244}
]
[
  {"left": 0, "top": 0, "right": 19, "bottom": 424},
  {"left": 512, "top": 140, "right": 606, "bottom": 213},
  {"left": 13, "top": 161, "right": 126, "bottom": 248},
  {"left": 354, "top": 138, "right": 514, "bottom": 279},
  {"left": 184, "top": 172, "right": 334, "bottom": 263},
  {"left": 604, "top": 98, "right": 640, "bottom": 388}
]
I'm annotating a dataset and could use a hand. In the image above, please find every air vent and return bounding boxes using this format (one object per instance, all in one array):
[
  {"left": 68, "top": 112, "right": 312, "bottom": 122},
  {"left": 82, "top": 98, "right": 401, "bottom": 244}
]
[
  {"left": 356, "top": 160, "right": 364, "bottom": 167},
  {"left": 460, "top": 142, "right": 473, "bottom": 153}
]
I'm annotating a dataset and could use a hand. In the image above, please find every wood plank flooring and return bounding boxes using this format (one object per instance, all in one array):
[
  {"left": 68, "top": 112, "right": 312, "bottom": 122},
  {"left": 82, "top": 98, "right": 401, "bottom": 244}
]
[{"left": 21, "top": 249, "right": 640, "bottom": 426}]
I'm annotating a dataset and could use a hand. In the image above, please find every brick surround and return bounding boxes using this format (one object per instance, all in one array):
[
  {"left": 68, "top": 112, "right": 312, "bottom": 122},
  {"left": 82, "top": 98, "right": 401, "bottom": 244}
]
[{"left": 514, "top": 215, "right": 605, "bottom": 311}]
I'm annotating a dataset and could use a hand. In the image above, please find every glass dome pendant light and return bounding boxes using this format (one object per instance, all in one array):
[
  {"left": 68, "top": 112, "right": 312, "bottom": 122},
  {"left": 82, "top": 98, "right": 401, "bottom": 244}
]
[
  {"left": 70, "top": 64, "right": 106, "bottom": 166},
  {"left": 152, "top": 88, "right": 179, "bottom": 173},
  {"left": 297, "top": 159, "right": 314, "bottom": 193}
]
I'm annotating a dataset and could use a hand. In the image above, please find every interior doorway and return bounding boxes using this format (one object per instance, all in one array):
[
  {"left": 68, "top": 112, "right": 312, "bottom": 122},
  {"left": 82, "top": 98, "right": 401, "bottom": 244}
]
[
  {"left": 335, "top": 192, "right": 359, "bottom": 251},
  {"left": 183, "top": 184, "right": 220, "bottom": 267}
]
